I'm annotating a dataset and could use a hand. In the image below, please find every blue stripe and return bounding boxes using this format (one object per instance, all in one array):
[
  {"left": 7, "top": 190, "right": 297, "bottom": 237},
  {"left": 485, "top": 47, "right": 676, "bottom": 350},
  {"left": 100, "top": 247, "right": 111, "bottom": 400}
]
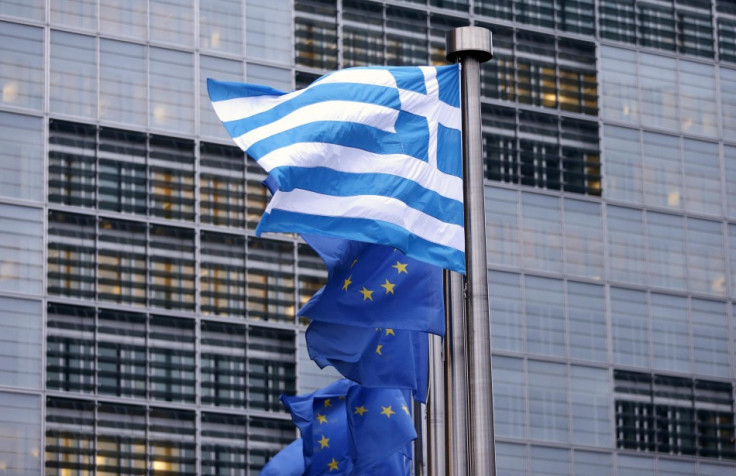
[
  {"left": 256, "top": 210, "right": 466, "bottom": 274},
  {"left": 270, "top": 167, "right": 464, "bottom": 227},
  {"left": 437, "top": 65, "right": 460, "bottom": 108},
  {"left": 436, "top": 124, "right": 462, "bottom": 178},
  {"left": 207, "top": 78, "right": 285, "bottom": 101},
  {"left": 221, "top": 83, "right": 402, "bottom": 139},
  {"left": 389, "top": 66, "right": 426, "bottom": 95}
]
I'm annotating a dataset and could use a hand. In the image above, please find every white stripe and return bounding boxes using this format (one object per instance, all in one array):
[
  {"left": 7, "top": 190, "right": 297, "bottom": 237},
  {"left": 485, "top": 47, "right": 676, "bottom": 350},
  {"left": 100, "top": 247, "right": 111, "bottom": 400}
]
[
  {"left": 232, "top": 101, "right": 399, "bottom": 149},
  {"left": 420, "top": 66, "right": 439, "bottom": 97},
  {"left": 314, "top": 68, "right": 398, "bottom": 89},
  {"left": 266, "top": 189, "right": 465, "bottom": 252},
  {"left": 257, "top": 143, "right": 463, "bottom": 202},
  {"left": 398, "top": 89, "right": 461, "bottom": 129}
]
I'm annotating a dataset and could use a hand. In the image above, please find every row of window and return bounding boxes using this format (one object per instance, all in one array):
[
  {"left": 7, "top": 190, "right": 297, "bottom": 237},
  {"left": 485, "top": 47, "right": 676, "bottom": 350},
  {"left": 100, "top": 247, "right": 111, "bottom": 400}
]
[
  {"left": 48, "top": 211, "right": 325, "bottom": 319},
  {"left": 483, "top": 27, "right": 598, "bottom": 116},
  {"left": 0, "top": 22, "right": 292, "bottom": 137},
  {"left": 490, "top": 271, "right": 733, "bottom": 379},
  {"left": 49, "top": 120, "right": 269, "bottom": 229},
  {"left": 45, "top": 397, "right": 292, "bottom": 475},
  {"left": 486, "top": 187, "right": 731, "bottom": 298},
  {"left": 0, "top": 0, "right": 291, "bottom": 61},
  {"left": 615, "top": 371, "right": 735, "bottom": 459},
  {"left": 482, "top": 105, "right": 600, "bottom": 196},
  {"left": 46, "top": 302, "right": 295, "bottom": 410}
]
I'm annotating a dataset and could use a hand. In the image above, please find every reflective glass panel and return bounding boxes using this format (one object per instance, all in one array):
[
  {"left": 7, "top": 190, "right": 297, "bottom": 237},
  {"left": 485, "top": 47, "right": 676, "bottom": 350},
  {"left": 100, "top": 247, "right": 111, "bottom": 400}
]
[
  {"left": 0, "top": 204, "right": 42, "bottom": 295},
  {"left": 50, "top": 31, "right": 96, "bottom": 118},
  {"left": 0, "top": 297, "right": 41, "bottom": 389},
  {"left": 0, "top": 22, "right": 43, "bottom": 110},
  {"left": 0, "top": 112, "right": 42, "bottom": 201}
]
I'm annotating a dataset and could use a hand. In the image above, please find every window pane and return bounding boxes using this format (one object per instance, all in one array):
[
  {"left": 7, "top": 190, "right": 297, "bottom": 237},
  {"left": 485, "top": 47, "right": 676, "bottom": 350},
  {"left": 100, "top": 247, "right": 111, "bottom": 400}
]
[
  {"left": 0, "top": 21, "right": 43, "bottom": 110},
  {"left": 201, "top": 413, "right": 247, "bottom": 473},
  {"left": 201, "top": 322, "right": 246, "bottom": 408},
  {"left": 148, "top": 135, "right": 195, "bottom": 221},
  {"left": 496, "top": 442, "right": 527, "bottom": 475},
  {"left": 0, "top": 297, "right": 41, "bottom": 389},
  {"left": 386, "top": 6, "right": 428, "bottom": 66},
  {"left": 201, "top": 232, "right": 246, "bottom": 317},
  {"left": 683, "top": 139, "right": 721, "bottom": 216},
  {"left": 0, "top": 204, "right": 42, "bottom": 295},
  {"left": 521, "top": 193, "right": 562, "bottom": 273},
  {"left": 531, "top": 446, "right": 569, "bottom": 476},
  {"left": 149, "top": 226, "right": 195, "bottom": 311},
  {"left": 46, "top": 303, "right": 95, "bottom": 393},
  {"left": 0, "top": 392, "right": 41, "bottom": 474},
  {"left": 100, "top": 0, "right": 147, "bottom": 39},
  {"left": 46, "top": 398, "right": 95, "bottom": 474},
  {"left": 639, "top": 53, "right": 678, "bottom": 132},
  {"left": 600, "top": 0, "right": 636, "bottom": 43},
  {"left": 528, "top": 360, "right": 568, "bottom": 443},
  {"left": 485, "top": 187, "right": 519, "bottom": 267},
  {"left": 98, "top": 126, "right": 148, "bottom": 215},
  {"left": 200, "top": 0, "right": 242, "bottom": 54},
  {"left": 100, "top": 39, "right": 147, "bottom": 126},
  {"left": 49, "top": 120, "right": 97, "bottom": 208},
  {"left": 98, "top": 218, "right": 147, "bottom": 306},
  {"left": 246, "top": 238, "right": 295, "bottom": 322},
  {"left": 573, "top": 450, "right": 612, "bottom": 476},
  {"left": 568, "top": 282, "right": 606, "bottom": 362},
  {"left": 600, "top": 46, "right": 638, "bottom": 124},
  {"left": 489, "top": 271, "right": 523, "bottom": 353},
  {"left": 679, "top": 60, "right": 717, "bottom": 137},
  {"left": 51, "top": 0, "right": 97, "bottom": 30},
  {"left": 687, "top": 218, "right": 726, "bottom": 297},
  {"left": 726, "top": 146, "right": 736, "bottom": 220},
  {"left": 248, "top": 326, "right": 295, "bottom": 411},
  {"left": 492, "top": 356, "right": 526, "bottom": 439},
  {"left": 247, "top": 0, "right": 291, "bottom": 64},
  {"left": 722, "top": 68, "right": 736, "bottom": 139},
  {"left": 647, "top": 212, "right": 686, "bottom": 292},
  {"left": 295, "top": 0, "right": 337, "bottom": 70},
  {"left": 98, "top": 309, "right": 147, "bottom": 398},
  {"left": 150, "top": 0, "right": 193, "bottom": 47},
  {"left": 525, "top": 276, "right": 565, "bottom": 358},
  {"left": 611, "top": 287, "right": 649, "bottom": 368},
  {"left": 571, "top": 366, "right": 611, "bottom": 447},
  {"left": 200, "top": 142, "right": 246, "bottom": 228},
  {"left": 149, "top": 317, "right": 196, "bottom": 403},
  {"left": 603, "top": 125, "right": 642, "bottom": 204},
  {"left": 607, "top": 206, "right": 646, "bottom": 286},
  {"left": 247, "top": 63, "right": 292, "bottom": 92},
  {"left": 0, "top": 112, "right": 42, "bottom": 201},
  {"left": 651, "top": 293, "right": 690, "bottom": 373},
  {"left": 148, "top": 408, "right": 196, "bottom": 473},
  {"left": 564, "top": 199, "right": 603, "bottom": 279},
  {"left": 200, "top": 55, "right": 243, "bottom": 139},
  {"left": 150, "top": 48, "right": 194, "bottom": 134},
  {"left": 50, "top": 31, "right": 96, "bottom": 118},
  {"left": 691, "top": 299, "right": 729, "bottom": 379},
  {"left": 47, "top": 212, "right": 96, "bottom": 299},
  {"left": 642, "top": 131, "right": 681, "bottom": 210}
]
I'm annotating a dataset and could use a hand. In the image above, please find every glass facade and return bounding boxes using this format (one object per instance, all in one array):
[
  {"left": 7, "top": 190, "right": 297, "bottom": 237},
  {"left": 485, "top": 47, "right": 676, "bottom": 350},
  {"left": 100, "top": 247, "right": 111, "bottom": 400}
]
[{"left": 1, "top": 1, "right": 736, "bottom": 475}]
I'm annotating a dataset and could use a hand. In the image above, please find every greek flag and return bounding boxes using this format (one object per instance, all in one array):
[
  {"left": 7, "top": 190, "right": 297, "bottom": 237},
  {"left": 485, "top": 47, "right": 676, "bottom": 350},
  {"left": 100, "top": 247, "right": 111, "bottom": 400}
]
[{"left": 208, "top": 64, "right": 465, "bottom": 273}]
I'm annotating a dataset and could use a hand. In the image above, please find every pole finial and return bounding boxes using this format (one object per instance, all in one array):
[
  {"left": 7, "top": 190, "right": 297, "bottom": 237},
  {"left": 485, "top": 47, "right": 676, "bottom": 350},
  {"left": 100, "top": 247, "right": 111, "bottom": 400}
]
[{"left": 445, "top": 26, "right": 493, "bottom": 63}]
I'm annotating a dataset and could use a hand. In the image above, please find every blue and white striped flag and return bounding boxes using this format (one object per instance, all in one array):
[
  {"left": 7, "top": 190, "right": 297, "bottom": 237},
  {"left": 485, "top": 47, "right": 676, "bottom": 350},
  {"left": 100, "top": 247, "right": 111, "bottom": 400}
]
[{"left": 208, "top": 64, "right": 465, "bottom": 273}]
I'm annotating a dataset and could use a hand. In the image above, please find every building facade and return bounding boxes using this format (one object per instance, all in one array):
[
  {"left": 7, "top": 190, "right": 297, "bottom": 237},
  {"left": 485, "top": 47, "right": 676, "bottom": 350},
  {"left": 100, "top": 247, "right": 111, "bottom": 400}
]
[{"left": 0, "top": 0, "right": 735, "bottom": 475}]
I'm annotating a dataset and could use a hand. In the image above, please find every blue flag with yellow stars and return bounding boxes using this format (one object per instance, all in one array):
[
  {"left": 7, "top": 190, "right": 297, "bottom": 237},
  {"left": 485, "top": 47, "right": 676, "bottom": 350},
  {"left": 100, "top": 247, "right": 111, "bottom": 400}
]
[
  {"left": 306, "top": 322, "right": 430, "bottom": 403},
  {"left": 279, "top": 379, "right": 415, "bottom": 475},
  {"left": 298, "top": 234, "right": 445, "bottom": 335},
  {"left": 346, "top": 385, "right": 417, "bottom": 473},
  {"left": 259, "top": 439, "right": 304, "bottom": 476}
]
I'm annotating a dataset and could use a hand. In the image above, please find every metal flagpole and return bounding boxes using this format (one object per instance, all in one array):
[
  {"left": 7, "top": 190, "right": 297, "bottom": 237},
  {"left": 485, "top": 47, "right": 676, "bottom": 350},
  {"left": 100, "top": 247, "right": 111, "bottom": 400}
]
[
  {"left": 446, "top": 269, "right": 467, "bottom": 476},
  {"left": 445, "top": 26, "right": 495, "bottom": 476}
]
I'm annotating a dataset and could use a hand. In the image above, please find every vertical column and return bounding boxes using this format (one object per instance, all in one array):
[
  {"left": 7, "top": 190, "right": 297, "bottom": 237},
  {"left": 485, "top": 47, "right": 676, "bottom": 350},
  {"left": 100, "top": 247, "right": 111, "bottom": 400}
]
[{"left": 445, "top": 26, "right": 495, "bottom": 476}]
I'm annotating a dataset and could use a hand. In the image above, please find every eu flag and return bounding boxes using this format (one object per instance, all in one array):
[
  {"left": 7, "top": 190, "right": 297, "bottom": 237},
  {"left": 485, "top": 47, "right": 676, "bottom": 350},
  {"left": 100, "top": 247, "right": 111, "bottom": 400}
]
[
  {"left": 299, "top": 234, "right": 445, "bottom": 335},
  {"left": 280, "top": 379, "right": 416, "bottom": 475},
  {"left": 208, "top": 64, "right": 465, "bottom": 273},
  {"left": 306, "top": 322, "right": 430, "bottom": 403},
  {"left": 259, "top": 439, "right": 304, "bottom": 476}
]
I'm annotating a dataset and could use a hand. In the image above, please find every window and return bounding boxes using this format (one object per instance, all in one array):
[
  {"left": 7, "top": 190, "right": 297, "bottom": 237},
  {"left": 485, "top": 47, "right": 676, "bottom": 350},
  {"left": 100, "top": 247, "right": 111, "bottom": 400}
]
[
  {"left": 201, "top": 232, "right": 246, "bottom": 317},
  {"left": 615, "top": 371, "right": 736, "bottom": 459},
  {"left": 295, "top": 0, "right": 338, "bottom": 70},
  {"left": 246, "top": 0, "right": 291, "bottom": 64},
  {"left": 200, "top": 142, "right": 246, "bottom": 228},
  {"left": 0, "top": 203, "right": 43, "bottom": 295},
  {"left": 0, "top": 22, "right": 44, "bottom": 110},
  {"left": 0, "top": 392, "right": 41, "bottom": 474},
  {"left": 148, "top": 408, "right": 196, "bottom": 475},
  {"left": 343, "top": 1, "right": 384, "bottom": 68},
  {"left": 201, "top": 413, "right": 247, "bottom": 474},
  {"left": 50, "top": 31, "right": 96, "bottom": 118},
  {"left": 149, "top": 316, "right": 196, "bottom": 403},
  {"left": 49, "top": 120, "right": 97, "bottom": 208},
  {"left": 246, "top": 238, "right": 295, "bottom": 322},
  {"left": 200, "top": 0, "right": 242, "bottom": 54},
  {"left": 46, "top": 304, "right": 95, "bottom": 393},
  {"left": 45, "top": 398, "right": 95, "bottom": 475},
  {"left": 97, "top": 310, "right": 147, "bottom": 399},
  {"left": 98, "top": 218, "right": 147, "bottom": 306},
  {"left": 201, "top": 322, "right": 247, "bottom": 407},
  {"left": 248, "top": 326, "right": 295, "bottom": 411},
  {"left": 148, "top": 135, "right": 195, "bottom": 221},
  {"left": 0, "top": 297, "right": 41, "bottom": 389},
  {"left": 47, "top": 212, "right": 96, "bottom": 299},
  {"left": 386, "top": 6, "right": 428, "bottom": 66},
  {"left": 149, "top": 225, "right": 195, "bottom": 311},
  {"left": 98, "top": 126, "right": 147, "bottom": 215},
  {"left": 150, "top": 0, "right": 193, "bottom": 47},
  {"left": 150, "top": 48, "right": 194, "bottom": 134},
  {"left": 0, "top": 112, "right": 43, "bottom": 201}
]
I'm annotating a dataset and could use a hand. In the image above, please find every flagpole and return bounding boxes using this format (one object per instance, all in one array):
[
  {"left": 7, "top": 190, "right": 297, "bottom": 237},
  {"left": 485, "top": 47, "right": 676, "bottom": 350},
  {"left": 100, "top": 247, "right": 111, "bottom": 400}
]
[
  {"left": 446, "top": 269, "right": 467, "bottom": 476},
  {"left": 445, "top": 27, "right": 495, "bottom": 476}
]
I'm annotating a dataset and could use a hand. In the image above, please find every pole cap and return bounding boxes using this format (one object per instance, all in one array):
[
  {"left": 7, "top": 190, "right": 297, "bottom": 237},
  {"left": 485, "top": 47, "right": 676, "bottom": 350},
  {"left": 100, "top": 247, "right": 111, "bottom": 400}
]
[{"left": 445, "top": 26, "right": 493, "bottom": 63}]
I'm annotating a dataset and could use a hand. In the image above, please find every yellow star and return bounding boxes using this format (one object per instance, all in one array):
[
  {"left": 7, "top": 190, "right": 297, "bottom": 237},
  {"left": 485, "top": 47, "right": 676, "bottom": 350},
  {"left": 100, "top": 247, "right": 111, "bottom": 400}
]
[
  {"left": 375, "top": 344, "right": 383, "bottom": 355},
  {"left": 381, "top": 406, "right": 395, "bottom": 418},
  {"left": 324, "top": 399, "right": 331, "bottom": 408},
  {"left": 328, "top": 458, "right": 339, "bottom": 471},
  {"left": 402, "top": 404, "right": 410, "bottom": 415},
  {"left": 318, "top": 435, "right": 330, "bottom": 449},
  {"left": 316, "top": 413, "right": 327, "bottom": 424},
  {"left": 354, "top": 405, "right": 368, "bottom": 416},
  {"left": 380, "top": 279, "right": 395, "bottom": 294},
  {"left": 342, "top": 275, "right": 352, "bottom": 291},
  {"left": 359, "top": 287, "right": 374, "bottom": 301},
  {"left": 385, "top": 328, "right": 395, "bottom": 336},
  {"left": 392, "top": 261, "right": 408, "bottom": 274},
  {"left": 351, "top": 258, "right": 359, "bottom": 268}
]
